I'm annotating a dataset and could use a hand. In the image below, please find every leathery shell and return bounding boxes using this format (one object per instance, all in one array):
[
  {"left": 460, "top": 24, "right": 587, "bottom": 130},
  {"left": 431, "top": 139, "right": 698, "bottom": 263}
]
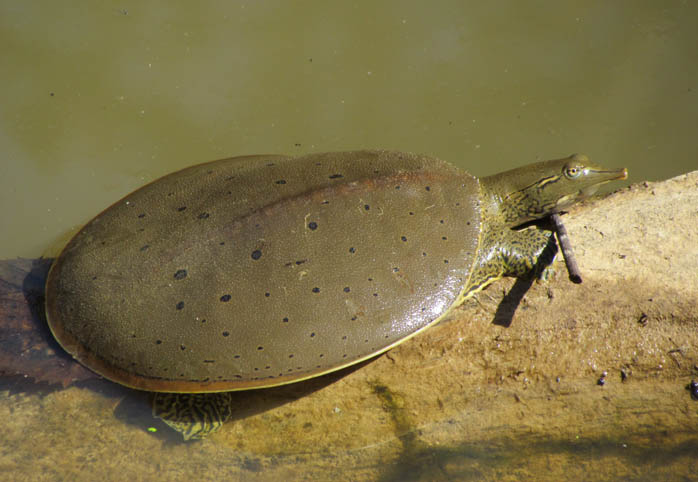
[{"left": 45, "top": 150, "right": 481, "bottom": 392}]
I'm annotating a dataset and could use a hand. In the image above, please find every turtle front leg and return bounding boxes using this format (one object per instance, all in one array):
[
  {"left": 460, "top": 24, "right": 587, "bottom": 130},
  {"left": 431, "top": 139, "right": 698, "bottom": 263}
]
[
  {"left": 498, "top": 225, "right": 558, "bottom": 279},
  {"left": 465, "top": 224, "right": 557, "bottom": 296}
]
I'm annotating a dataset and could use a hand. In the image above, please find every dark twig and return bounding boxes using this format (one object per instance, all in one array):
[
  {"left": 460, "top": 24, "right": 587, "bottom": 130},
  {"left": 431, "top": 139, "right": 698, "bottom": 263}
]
[{"left": 551, "top": 213, "right": 582, "bottom": 284}]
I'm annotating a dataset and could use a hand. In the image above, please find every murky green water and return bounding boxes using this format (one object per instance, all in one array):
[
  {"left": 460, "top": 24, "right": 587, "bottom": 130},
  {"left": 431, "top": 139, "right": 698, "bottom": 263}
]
[
  {"left": 1, "top": 1, "right": 697, "bottom": 480},
  {"left": 2, "top": 1, "right": 697, "bottom": 258}
]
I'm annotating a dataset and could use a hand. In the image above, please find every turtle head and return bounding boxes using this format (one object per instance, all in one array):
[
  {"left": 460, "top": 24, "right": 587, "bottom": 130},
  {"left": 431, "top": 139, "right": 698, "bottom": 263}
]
[{"left": 481, "top": 154, "right": 627, "bottom": 227}]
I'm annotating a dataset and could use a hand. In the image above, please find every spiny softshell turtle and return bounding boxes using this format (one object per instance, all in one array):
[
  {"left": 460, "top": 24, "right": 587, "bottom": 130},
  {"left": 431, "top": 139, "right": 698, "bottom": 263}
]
[{"left": 45, "top": 150, "right": 627, "bottom": 439}]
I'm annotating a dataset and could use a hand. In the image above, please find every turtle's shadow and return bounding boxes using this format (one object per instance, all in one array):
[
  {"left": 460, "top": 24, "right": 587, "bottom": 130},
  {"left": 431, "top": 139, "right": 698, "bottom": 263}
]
[
  {"left": 116, "top": 360, "right": 373, "bottom": 444},
  {"left": 0, "top": 258, "right": 100, "bottom": 395}
]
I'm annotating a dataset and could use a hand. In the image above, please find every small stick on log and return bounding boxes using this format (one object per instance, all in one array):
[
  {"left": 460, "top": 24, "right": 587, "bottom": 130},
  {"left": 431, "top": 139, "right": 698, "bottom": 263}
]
[{"left": 551, "top": 213, "right": 582, "bottom": 284}]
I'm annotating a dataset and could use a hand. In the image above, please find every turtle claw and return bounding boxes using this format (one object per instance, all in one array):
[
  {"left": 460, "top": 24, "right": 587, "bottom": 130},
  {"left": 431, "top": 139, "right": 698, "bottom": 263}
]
[{"left": 538, "top": 264, "right": 556, "bottom": 282}]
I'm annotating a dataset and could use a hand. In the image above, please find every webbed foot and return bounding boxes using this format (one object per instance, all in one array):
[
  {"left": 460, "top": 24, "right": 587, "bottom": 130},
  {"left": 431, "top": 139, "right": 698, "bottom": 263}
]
[{"left": 152, "top": 392, "right": 234, "bottom": 440}]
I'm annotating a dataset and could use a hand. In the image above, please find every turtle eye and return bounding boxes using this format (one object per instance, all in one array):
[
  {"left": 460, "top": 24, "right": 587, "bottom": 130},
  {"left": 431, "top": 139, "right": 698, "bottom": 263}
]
[{"left": 563, "top": 163, "right": 582, "bottom": 179}]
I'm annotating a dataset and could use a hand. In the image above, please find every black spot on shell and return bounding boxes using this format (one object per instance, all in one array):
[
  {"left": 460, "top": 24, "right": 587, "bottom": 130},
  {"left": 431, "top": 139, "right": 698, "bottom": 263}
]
[
  {"left": 177, "top": 206, "right": 187, "bottom": 212},
  {"left": 251, "top": 249, "right": 262, "bottom": 260},
  {"left": 364, "top": 204, "right": 370, "bottom": 210},
  {"left": 137, "top": 213, "right": 146, "bottom": 219},
  {"left": 425, "top": 186, "right": 431, "bottom": 191},
  {"left": 265, "top": 292, "right": 270, "bottom": 297},
  {"left": 310, "top": 332, "right": 315, "bottom": 337},
  {"left": 180, "top": 345, "right": 186, "bottom": 351},
  {"left": 275, "top": 179, "right": 287, "bottom": 185},
  {"left": 174, "top": 269, "right": 187, "bottom": 280},
  {"left": 401, "top": 236, "right": 407, "bottom": 242},
  {"left": 308, "top": 221, "right": 318, "bottom": 230},
  {"left": 222, "top": 331, "right": 230, "bottom": 337},
  {"left": 198, "top": 212, "right": 210, "bottom": 219},
  {"left": 442, "top": 236, "right": 447, "bottom": 240},
  {"left": 343, "top": 287, "right": 351, "bottom": 293},
  {"left": 234, "top": 355, "right": 241, "bottom": 359},
  {"left": 349, "top": 247, "right": 356, "bottom": 254},
  {"left": 288, "top": 354, "right": 294, "bottom": 358},
  {"left": 444, "top": 259, "right": 449, "bottom": 264},
  {"left": 155, "top": 340, "right": 162, "bottom": 345},
  {"left": 176, "top": 301, "right": 184, "bottom": 310},
  {"left": 257, "top": 346, "right": 264, "bottom": 350},
  {"left": 409, "top": 212, "right": 414, "bottom": 216},
  {"left": 395, "top": 185, "right": 401, "bottom": 189},
  {"left": 204, "top": 360, "right": 215, "bottom": 364},
  {"left": 440, "top": 220, "right": 445, "bottom": 224},
  {"left": 220, "top": 294, "right": 232, "bottom": 302},
  {"left": 329, "top": 173, "right": 343, "bottom": 179},
  {"left": 283, "top": 317, "right": 289, "bottom": 323},
  {"left": 312, "top": 287, "right": 320, "bottom": 293}
]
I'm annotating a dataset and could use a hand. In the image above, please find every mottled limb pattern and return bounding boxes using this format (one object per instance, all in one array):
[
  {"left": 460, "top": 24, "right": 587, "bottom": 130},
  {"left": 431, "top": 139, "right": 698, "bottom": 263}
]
[
  {"left": 152, "top": 392, "right": 234, "bottom": 440},
  {"left": 465, "top": 224, "right": 557, "bottom": 296}
]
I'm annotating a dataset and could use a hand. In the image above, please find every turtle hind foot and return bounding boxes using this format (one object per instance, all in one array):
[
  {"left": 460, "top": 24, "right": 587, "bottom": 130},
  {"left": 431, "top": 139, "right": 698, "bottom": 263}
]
[{"left": 152, "top": 392, "right": 234, "bottom": 440}]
